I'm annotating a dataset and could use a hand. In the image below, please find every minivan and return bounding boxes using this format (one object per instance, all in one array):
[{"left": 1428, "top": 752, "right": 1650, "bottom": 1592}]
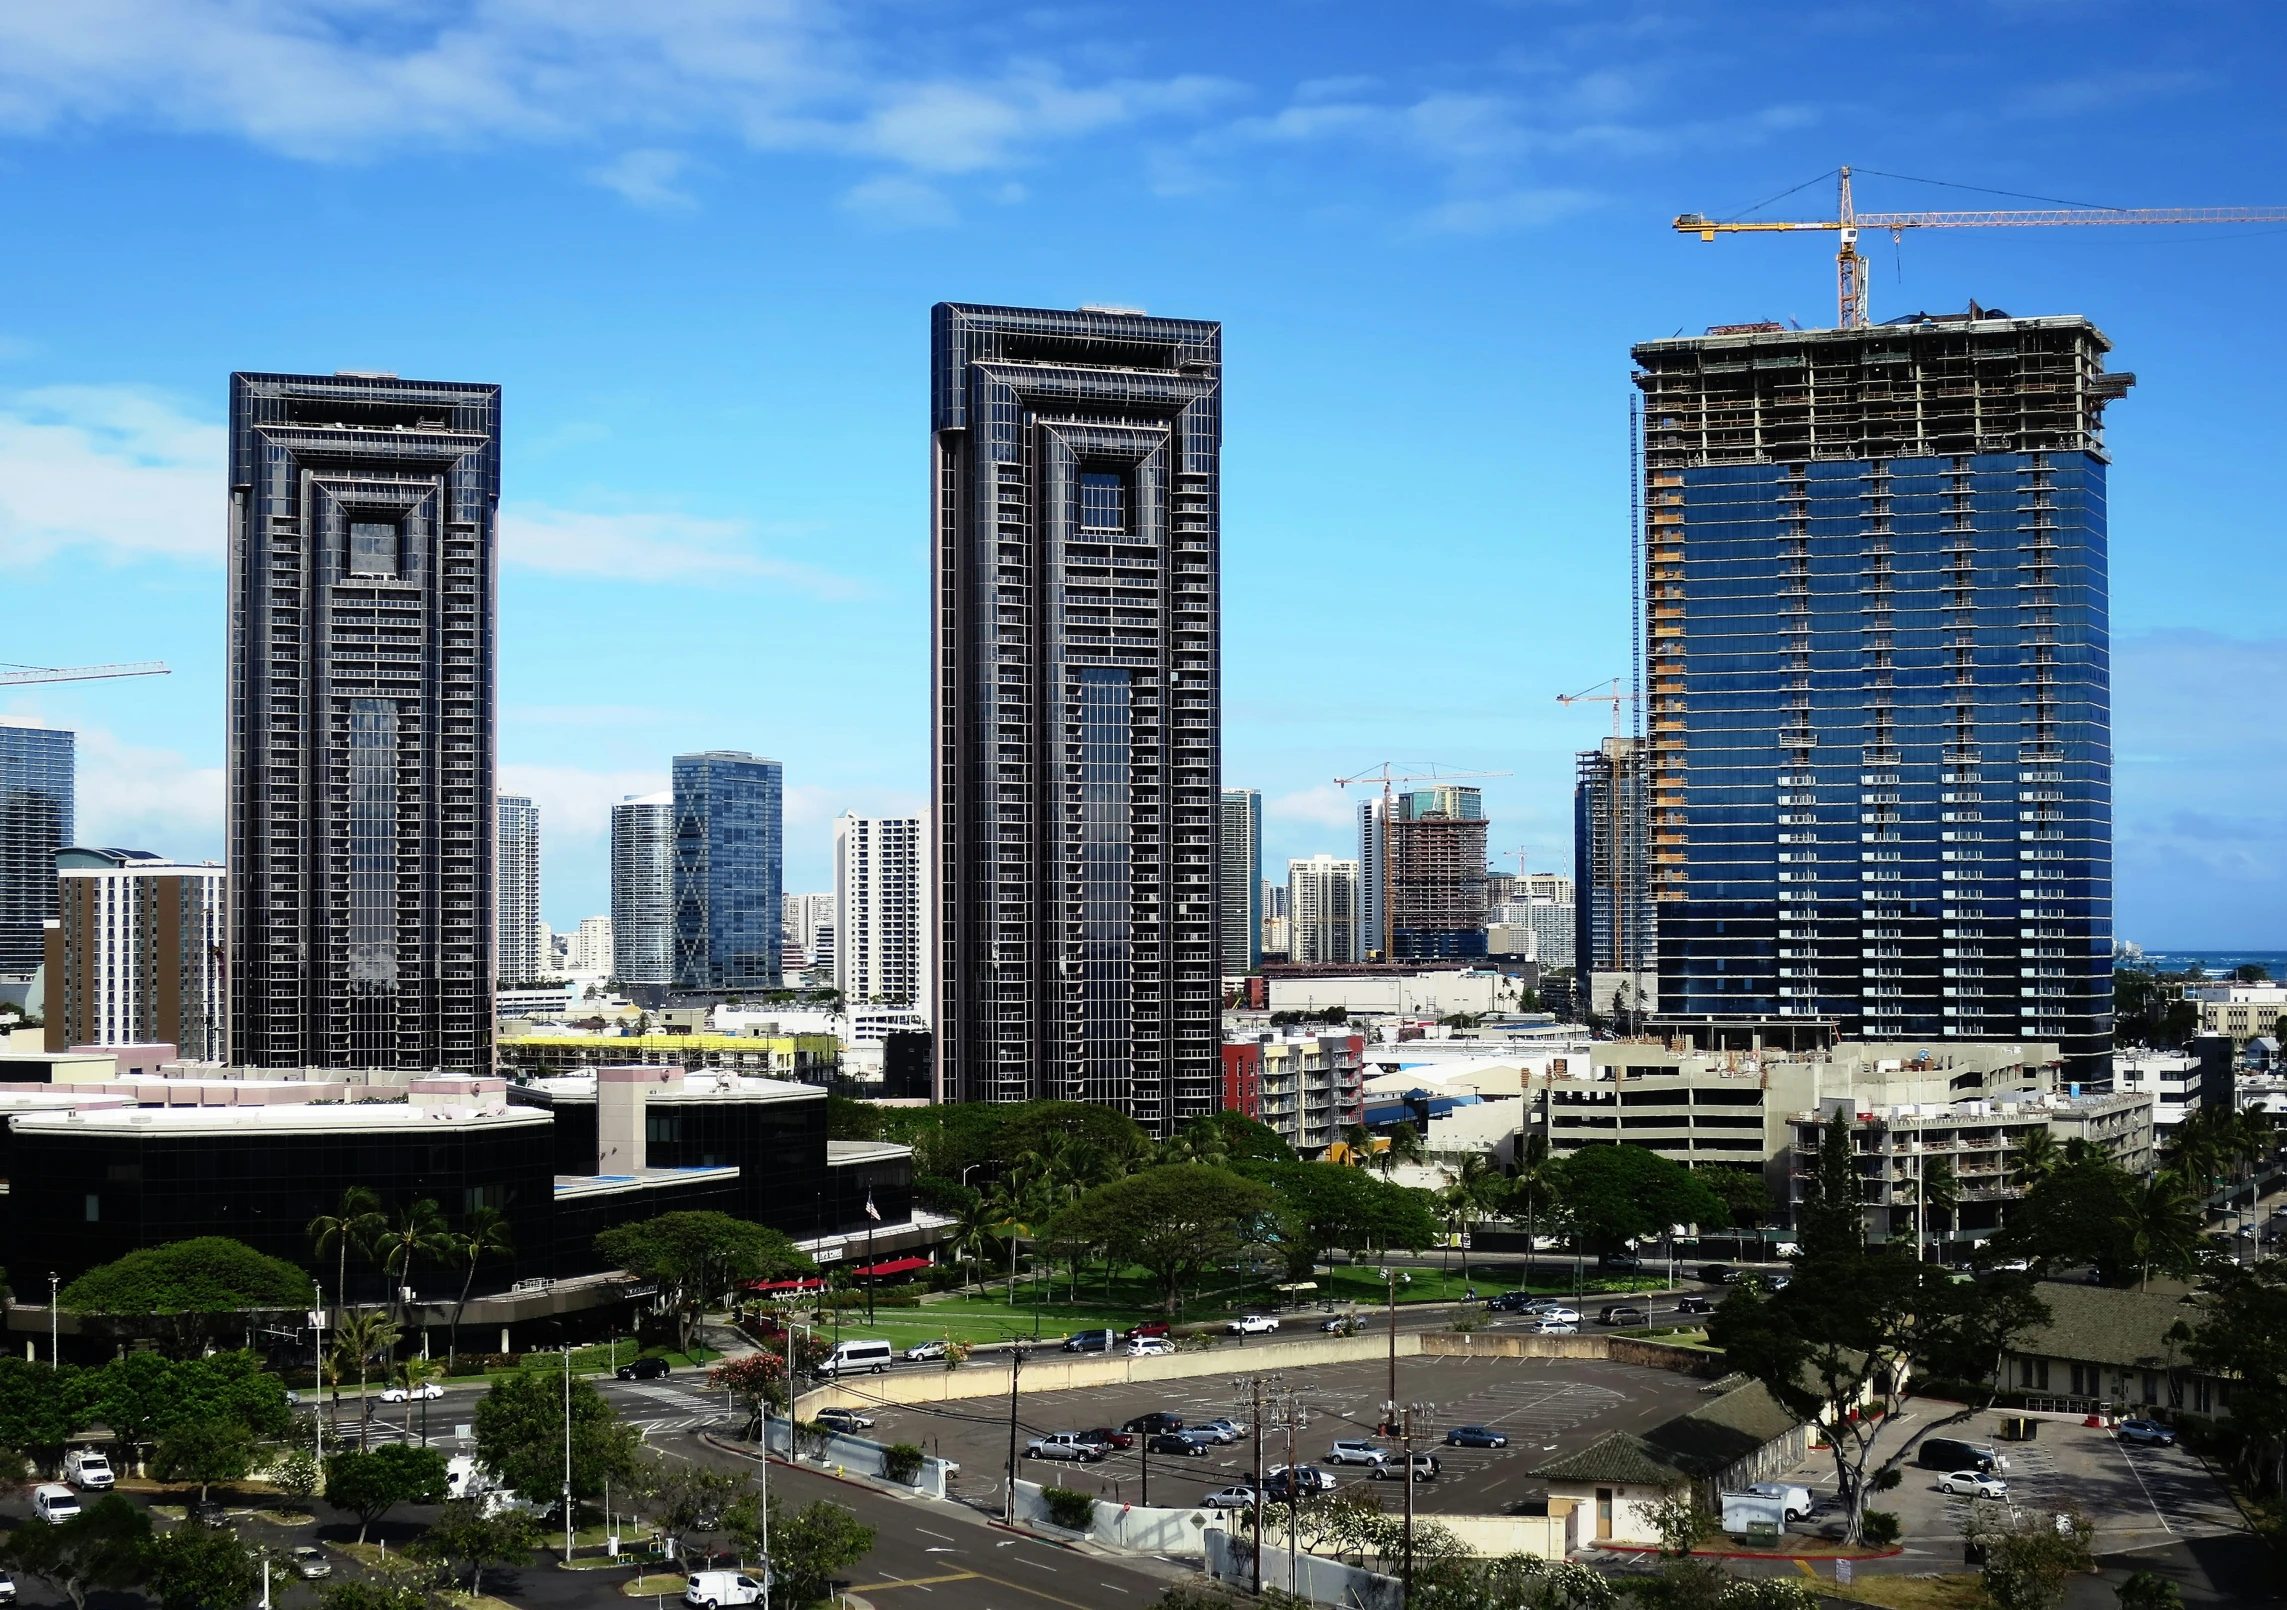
[
  {"left": 1062, "top": 1329, "right": 1117, "bottom": 1353},
  {"left": 1917, "top": 1437, "right": 2004, "bottom": 1472},
  {"left": 818, "top": 1339, "right": 895, "bottom": 1377},
  {"left": 33, "top": 1486, "right": 81, "bottom": 1525},
  {"left": 685, "top": 1570, "right": 767, "bottom": 1609}
]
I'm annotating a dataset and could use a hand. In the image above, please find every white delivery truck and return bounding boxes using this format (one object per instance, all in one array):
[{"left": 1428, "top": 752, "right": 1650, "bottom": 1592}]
[
  {"left": 63, "top": 1450, "right": 115, "bottom": 1491},
  {"left": 1720, "top": 1490, "right": 1789, "bottom": 1539}
]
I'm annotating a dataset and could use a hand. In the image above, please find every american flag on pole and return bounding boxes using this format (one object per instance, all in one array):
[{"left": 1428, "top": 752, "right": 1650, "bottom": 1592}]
[{"left": 865, "top": 1191, "right": 881, "bottom": 1221}]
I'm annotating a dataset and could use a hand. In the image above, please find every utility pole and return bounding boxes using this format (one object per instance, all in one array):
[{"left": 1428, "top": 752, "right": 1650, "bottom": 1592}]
[
  {"left": 48, "top": 1273, "right": 57, "bottom": 1366},
  {"left": 1233, "top": 1373, "right": 1279, "bottom": 1596},
  {"left": 1377, "top": 1267, "right": 1408, "bottom": 1431},
  {"left": 1003, "top": 1347, "right": 1027, "bottom": 1523},
  {"left": 1398, "top": 1401, "right": 1437, "bottom": 1607},
  {"left": 561, "top": 1339, "right": 574, "bottom": 1565}
]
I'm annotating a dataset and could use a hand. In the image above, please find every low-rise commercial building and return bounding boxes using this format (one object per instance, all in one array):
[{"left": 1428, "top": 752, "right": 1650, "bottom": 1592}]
[
  {"left": 2113, "top": 1052, "right": 2201, "bottom": 1140},
  {"left": 1996, "top": 1282, "right": 2231, "bottom": 1419},
  {"left": 2184, "top": 983, "right": 2287, "bottom": 1044}
]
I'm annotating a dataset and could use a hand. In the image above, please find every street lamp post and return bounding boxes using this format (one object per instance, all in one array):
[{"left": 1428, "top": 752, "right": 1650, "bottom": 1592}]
[{"left": 1002, "top": 1347, "right": 1027, "bottom": 1523}]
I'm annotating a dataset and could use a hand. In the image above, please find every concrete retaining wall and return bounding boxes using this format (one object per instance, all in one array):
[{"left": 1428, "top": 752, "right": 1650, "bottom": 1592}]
[
  {"left": 1206, "top": 1529, "right": 1402, "bottom": 1610},
  {"left": 1432, "top": 1511, "right": 1575, "bottom": 1558},
  {"left": 758, "top": 1418, "right": 956, "bottom": 1501},
  {"left": 1011, "top": 1479, "right": 1224, "bottom": 1556}
]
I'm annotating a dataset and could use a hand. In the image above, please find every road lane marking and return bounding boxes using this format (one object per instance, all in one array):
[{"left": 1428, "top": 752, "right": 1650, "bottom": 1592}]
[
  {"left": 969, "top": 1570, "right": 1113, "bottom": 1610},
  {"left": 1015, "top": 1556, "right": 1057, "bottom": 1571},
  {"left": 852, "top": 1573, "right": 981, "bottom": 1591},
  {"left": 918, "top": 1529, "right": 957, "bottom": 1542},
  {"left": 1793, "top": 1561, "right": 1817, "bottom": 1578}
]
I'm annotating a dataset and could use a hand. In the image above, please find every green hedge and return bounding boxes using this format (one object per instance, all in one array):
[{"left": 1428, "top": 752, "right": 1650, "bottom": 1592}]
[{"left": 1040, "top": 1487, "right": 1096, "bottom": 1532}]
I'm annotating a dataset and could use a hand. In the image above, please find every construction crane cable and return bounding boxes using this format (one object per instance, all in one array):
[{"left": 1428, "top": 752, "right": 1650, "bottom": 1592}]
[
  {"left": 1848, "top": 167, "right": 2121, "bottom": 212},
  {"left": 1718, "top": 168, "right": 1839, "bottom": 224}
]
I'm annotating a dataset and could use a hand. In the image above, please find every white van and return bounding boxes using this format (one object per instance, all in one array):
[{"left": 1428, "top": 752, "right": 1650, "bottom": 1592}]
[
  {"left": 63, "top": 1450, "right": 114, "bottom": 1491},
  {"left": 684, "top": 1570, "right": 767, "bottom": 1608},
  {"left": 818, "top": 1339, "right": 894, "bottom": 1377},
  {"left": 34, "top": 1485, "right": 81, "bottom": 1524}
]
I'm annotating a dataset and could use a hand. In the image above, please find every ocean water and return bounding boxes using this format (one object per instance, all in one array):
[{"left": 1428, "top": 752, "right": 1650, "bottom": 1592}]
[{"left": 2122, "top": 949, "right": 2287, "bottom": 978}]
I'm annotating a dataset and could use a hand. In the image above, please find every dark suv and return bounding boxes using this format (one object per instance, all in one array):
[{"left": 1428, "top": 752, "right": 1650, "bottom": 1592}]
[
  {"left": 1124, "top": 1411, "right": 1184, "bottom": 1435},
  {"left": 1697, "top": 1264, "right": 1738, "bottom": 1286},
  {"left": 617, "top": 1357, "right": 671, "bottom": 1381}
]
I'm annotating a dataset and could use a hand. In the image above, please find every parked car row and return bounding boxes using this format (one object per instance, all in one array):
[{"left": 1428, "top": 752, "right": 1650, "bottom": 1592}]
[{"left": 1024, "top": 1413, "right": 1250, "bottom": 1463}]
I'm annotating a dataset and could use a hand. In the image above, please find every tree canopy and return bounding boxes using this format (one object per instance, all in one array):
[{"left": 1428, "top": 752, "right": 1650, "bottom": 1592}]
[
  {"left": 0, "top": 1492, "right": 151, "bottom": 1610},
  {"left": 594, "top": 1211, "right": 811, "bottom": 1353},
  {"left": 60, "top": 1238, "right": 312, "bottom": 1354},
  {"left": 1046, "top": 1165, "right": 1276, "bottom": 1314},
  {"left": 2187, "top": 1259, "right": 2287, "bottom": 1498},
  {"left": 1709, "top": 1113, "right": 2049, "bottom": 1544},
  {"left": 1235, "top": 1160, "right": 1439, "bottom": 1278},
  {"left": 1987, "top": 1147, "right": 2203, "bottom": 1288},
  {"left": 1550, "top": 1143, "right": 1729, "bottom": 1248},
  {"left": 472, "top": 1370, "right": 641, "bottom": 1508},
  {"left": 325, "top": 1445, "right": 450, "bottom": 1543},
  {"left": 0, "top": 1350, "right": 290, "bottom": 1469}
]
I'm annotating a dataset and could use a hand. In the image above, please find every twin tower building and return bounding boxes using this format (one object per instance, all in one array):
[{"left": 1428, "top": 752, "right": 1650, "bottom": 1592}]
[{"left": 219, "top": 300, "right": 2117, "bottom": 1121}]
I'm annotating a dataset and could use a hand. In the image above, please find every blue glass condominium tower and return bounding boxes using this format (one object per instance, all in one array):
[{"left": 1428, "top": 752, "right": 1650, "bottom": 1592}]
[
  {"left": 0, "top": 724, "right": 74, "bottom": 980},
  {"left": 1631, "top": 312, "right": 2126, "bottom": 1078},
  {"left": 672, "top": 751, "right": 783, "bottom": 993},
  {"left": 227, "top": 371, "right": 500, "bottom": 1074},
  {"left": 931, "top": 302, "right": 1222, "bottom": 1136}
]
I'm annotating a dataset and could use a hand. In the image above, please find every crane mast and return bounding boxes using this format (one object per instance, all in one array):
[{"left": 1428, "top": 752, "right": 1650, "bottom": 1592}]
[{"left": 1333, "top": 762, "right": 1510, "bottom": 962}]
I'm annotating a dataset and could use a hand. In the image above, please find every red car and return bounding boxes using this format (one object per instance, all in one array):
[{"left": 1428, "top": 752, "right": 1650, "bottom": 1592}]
[
  {"left": 1125, "top": 1321, "right": 1172, "bottom": 1340},
  {"left": 1083, "top": 1426, "right": 1136, "bottom": 1450}
]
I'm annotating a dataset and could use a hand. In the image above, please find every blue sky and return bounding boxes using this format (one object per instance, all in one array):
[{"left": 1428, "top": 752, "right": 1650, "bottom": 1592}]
[{"left": 0, "top": 1, "right": 2281, "bottom": 945}]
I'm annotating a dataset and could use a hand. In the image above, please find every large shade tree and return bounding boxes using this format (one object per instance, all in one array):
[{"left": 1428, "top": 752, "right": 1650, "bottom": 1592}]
[
  {"left": 61, "top": 1237, "right": 312, "bottom": 1357},
  {"left": 1234, "top": 1160, "right": 1440, "bottom": 1280},
  {"left": 1046, "top": 1165, "right": 1276, "bottom": 1315},
  {"left": 1550, "top": 1143, "right": 1729, "bottom": 1251},
  {"left": 594, "top": 1211, "right": 812, "bottom": 1355}
]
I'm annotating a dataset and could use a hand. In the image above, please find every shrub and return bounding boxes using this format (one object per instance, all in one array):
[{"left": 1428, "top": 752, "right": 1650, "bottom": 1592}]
[
  {"left": 1858, "top": 1509, "right": 1901, "bottom": 1546},
  {"left": 880, "top": 1444, "right": 925, "bottom": 1486},
  {"left": 1040, "top": 1486, "right": 1096, "bottom": 1532}
]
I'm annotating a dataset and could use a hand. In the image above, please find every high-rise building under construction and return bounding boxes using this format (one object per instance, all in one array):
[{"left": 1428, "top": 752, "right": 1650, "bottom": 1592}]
[{"left": 1630, "top": 309, "right": 2125, "bottom": 1077}]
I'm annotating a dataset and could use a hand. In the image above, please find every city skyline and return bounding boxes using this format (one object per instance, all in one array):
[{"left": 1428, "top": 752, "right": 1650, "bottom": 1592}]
[{"left": 1, "top": 6, "right": 2282, "bottom": 945}]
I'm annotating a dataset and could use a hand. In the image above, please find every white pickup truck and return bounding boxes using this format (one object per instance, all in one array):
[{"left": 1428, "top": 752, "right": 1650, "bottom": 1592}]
[{"left": 1025, "top": 1433, "right": 1107, "bottom": 1463}]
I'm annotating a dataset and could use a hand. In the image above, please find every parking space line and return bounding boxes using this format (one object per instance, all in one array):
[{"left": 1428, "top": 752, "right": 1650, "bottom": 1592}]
[{"left": 2111, "top": 1441, "right": 2174, "bottom": 1537}]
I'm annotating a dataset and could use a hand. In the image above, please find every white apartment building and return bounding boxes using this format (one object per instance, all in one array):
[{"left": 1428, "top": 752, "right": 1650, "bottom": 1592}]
[
  {"left": 2113, "top": 1051, "right": 2202, "bottom": 1140},
  {"left": 563, "top": 916, "right": 614, "bottom": 977},
  {"left": 1287, "top": 854, "right": 1360, "bottom": 965},
  {"left": 610, "top": 793, "right": 675, "bottom": 987},
  {"left": 1490, "top": 900, "right": 1575, "bottom": 968},
  {"left": 834, "top": 815, "right": 926, "bottom": 1011},
  {"left": 497, "top": 795, "right": 542, "bottom": 987},
  {"left": 782, "top": 891, "right": 835, "bottom": 970}
]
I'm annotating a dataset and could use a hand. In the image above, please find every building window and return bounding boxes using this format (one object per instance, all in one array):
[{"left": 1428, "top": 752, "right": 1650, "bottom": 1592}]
[
  {"left": 350, "top": 521, "right": 399, "bottom": 576},
  {"left": 1079, "top": 472, "right": 1127, "bottom": 533},
  {"left": 84, "top": 1193, "right": 100, "bottom": 1223}
]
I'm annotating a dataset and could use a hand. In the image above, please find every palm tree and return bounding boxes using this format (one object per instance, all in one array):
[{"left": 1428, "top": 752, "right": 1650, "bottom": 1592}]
[
  {"left": 1895, "top": 1158, "right": 1959, "bottom": 1263},
  {"left": 445, "top": 1207, "right": 515, "bottom": 1371},
  {"left": 2010, "top": 1127, "right": 2061, "bottom": 1187},
  {"left": 307, "top": 1186, "right": 385, "bottom": 1326},
  {"left": 332, "top": 1309, "right": 402, "bottom": 1452},
  {"left": 379, "top": 1198, "right": 454, "bottom": 1335},
  {"left": 1159, "top": 1121, "right": 1229, "bottom": 1168},
  {"left": 1382, "top": 1123, "right": 1424, "bottom": 1180},
  {"left": 2130, "top": 1171, "right": 2204, "bottom": 1290},
  {"left": 1341, "top": 1123, "right": 1373, "bottom": 1166},
  {"left": 987, "top": 1169, "right": 1050, "bottom": 1306},
  {"left": 1439, "top": 1155, "right": 1502, "bottom": 1287},
  {"left": 945, "top": 1195, "right": 1005, "bottom": 1274},
  {"left": 1509, "top": 1134, "right": 1556, "bottom": 1288}
]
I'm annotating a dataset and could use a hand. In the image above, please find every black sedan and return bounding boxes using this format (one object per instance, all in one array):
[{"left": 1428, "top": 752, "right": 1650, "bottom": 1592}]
[
  {"left": 1675, "top": 1295, "right": 1716, "bottom": 1315},
  {"left": 1444, "top": 1425, "right": 1508, "bottom": 1448},
  {"left": 1697, "top": 1264, "right": 1738, "bottom": 1285},
  {"left": 1147, "top": 1432, "right": 1211, "bottom": 1457},
  {"left": 617, "top": 1356, "right": 671, "bottom": 1381},
  {"left": 1125, "top": 1412, "right": 1185, "bottom": 1435},
  {"left": 1486, "top": 1292, "right": 1536, "bottom": 1313}
]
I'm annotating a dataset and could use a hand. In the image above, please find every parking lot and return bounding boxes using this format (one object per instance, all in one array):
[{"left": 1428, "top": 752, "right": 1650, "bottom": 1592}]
[
  {"left": 1765, "top": 1407, "right": 2245, "bottom": 1562},
  {"left": 831, "top": 1352, "right": 1710, "bottom": 1516}
]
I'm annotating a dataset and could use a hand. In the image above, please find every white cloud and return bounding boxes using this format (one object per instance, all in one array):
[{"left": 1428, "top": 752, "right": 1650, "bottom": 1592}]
[
  {"left": 839, "top": 173, "right": 957, "bottom": 228},
  {"left": 589, "top": 148, "right": 698, "bottom": 210},
  {"left": 500, "top": 504, "right": 869, "bottom": 595},
  {"left": 500, "top": 762, "right": 669, "bottom": 844},
  {"left": 0, "top": 2, "right": 1234, "bottom": 177},
  {"left": 0, "top": 386, "right": 222, "bottom": 565}
]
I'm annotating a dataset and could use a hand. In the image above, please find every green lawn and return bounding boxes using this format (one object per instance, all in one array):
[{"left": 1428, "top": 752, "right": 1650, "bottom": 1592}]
[{"left": 773, "top": 1258, "right": 1671, "bottom": 1350}]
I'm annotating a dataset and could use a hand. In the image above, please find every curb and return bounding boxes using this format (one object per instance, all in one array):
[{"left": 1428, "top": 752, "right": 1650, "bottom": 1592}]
[
  {"left": 696, "top": 1431, "right": 932, "bottom": 1505},
  {"left": 1593, "top": 1541, "right": 1906, "bottom": 1562}
]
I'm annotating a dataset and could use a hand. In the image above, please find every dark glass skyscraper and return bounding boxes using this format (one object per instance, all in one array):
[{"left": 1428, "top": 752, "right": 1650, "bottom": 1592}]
[
  {"left": 227, "top": 371, "right": 501, "bottom": 1073},
  {"left": 1631, "top": 312, "right": 2126, "bottom": 1077},
  {"left": 931, "top": 303, "right": 1222, "bottom": 1135},
  {"left": 0, "top": 724, "right": 73, "bottom": 979},
  {"left": 672, "top": 751, "right": 783, "bottom": 993}
]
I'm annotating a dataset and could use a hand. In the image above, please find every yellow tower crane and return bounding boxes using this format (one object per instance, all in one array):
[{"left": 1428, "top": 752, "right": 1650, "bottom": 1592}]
[{"left": 1675, "top": 166, "right": 2287, "bottom": 329}]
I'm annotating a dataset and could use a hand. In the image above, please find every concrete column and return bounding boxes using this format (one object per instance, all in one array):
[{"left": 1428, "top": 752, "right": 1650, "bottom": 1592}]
[{"left": 597, "top": 1063, "right": 683, "bottom": 1174}]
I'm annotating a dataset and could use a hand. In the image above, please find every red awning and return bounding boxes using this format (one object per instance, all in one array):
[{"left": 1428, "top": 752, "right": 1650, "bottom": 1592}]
[
  {"left": 854, "top": 1255, "right": 931, "bottom": 1278},
  {"left": 744, "top": 1276, "right": 830, "bottom": 1293}
]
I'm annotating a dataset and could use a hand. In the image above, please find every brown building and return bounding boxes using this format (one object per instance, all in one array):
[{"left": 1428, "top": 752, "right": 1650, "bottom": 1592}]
[{"left": 44, "top": 848, "right": 225, "bottom": 1061}]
